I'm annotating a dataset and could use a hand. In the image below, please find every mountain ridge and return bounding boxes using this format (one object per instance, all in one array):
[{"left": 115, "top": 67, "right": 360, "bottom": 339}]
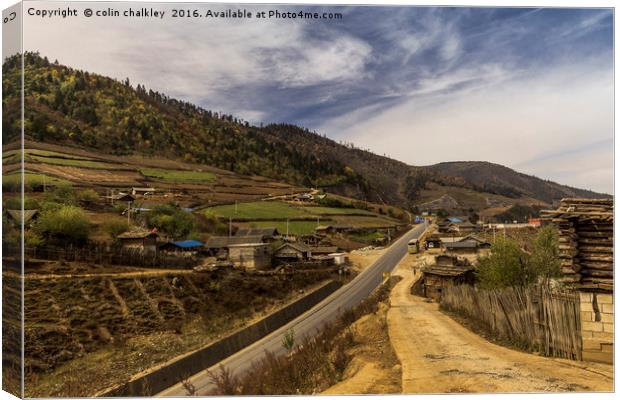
[{"left": 2, "top": 52, "right": 609, "bottom": 212}]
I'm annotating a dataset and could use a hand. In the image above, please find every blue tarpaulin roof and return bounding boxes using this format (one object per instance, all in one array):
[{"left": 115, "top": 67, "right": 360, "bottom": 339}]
[
  {"left": 171, "top": 240, "right": 204, "bottom": 248},
  {"left": 447, "top": 217, "right": 463, "bottom": 223}
]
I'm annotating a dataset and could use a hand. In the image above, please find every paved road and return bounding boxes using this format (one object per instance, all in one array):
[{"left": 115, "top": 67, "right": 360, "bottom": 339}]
[{"left": 158, "top": 222, "right": 428, "bottom": 396}]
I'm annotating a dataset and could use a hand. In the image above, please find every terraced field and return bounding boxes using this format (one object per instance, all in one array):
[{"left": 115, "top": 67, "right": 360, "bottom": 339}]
[
  {"left": 2, "top": 141, "right": 305, "bottom": 203},
  {"left": 23, "top": 269, "right": 334, "bottom": 397}
]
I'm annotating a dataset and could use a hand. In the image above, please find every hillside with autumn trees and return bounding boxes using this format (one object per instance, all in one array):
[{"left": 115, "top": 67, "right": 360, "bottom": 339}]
[{"left": 2, "top": 52, "right": 607, "bottom": 211}]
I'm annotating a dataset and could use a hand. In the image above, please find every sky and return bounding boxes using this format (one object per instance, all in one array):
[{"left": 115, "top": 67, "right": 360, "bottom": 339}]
[{"left": 20, "top": 3, "right": 614, "bottom": 193}]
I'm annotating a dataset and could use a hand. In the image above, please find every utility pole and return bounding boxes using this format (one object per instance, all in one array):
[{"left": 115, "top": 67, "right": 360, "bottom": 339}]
[{"left": 127, "top": 201, "right": 131, "bottom": 225}]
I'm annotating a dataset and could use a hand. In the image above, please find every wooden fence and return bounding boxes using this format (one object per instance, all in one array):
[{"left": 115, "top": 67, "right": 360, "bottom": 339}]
[
  {"left": 440, "top": 284, "right": 582, "bottom": 360},
  {"left": 11, "top": 243, "right": 199, "bottom": 269}
]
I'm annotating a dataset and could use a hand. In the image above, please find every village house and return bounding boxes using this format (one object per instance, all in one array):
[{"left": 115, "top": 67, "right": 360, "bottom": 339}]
[
  {"left": 159, "top": 240, "right": 205, "bottom": 255},
  {"left": 421, "top": 255, "right": 475, "bottom": 301},
  {"left": 117, "top": 229, "right": 159, "bottom": 254},
  {"left": 298, "top": 234, "right": 325, "bottom": 246},
  {"left": 274, "top": 242, "right": 311, "bottom": 261},
  {"left": 456, "top": 220, "right": 478, "bottom": 234},
  {"left": 235, "top": 227, "right": 279, "bottom": 242},
  {"left": 228, "top": 243, "right": 271, "bottom": 270},
  {"left": 205, "top": 235, "right": 265, "bottom": 256},
  {"left": 315, "top": 224, "right": 354, "bottom": 235},
  {"left": 436, "top": 220, "right": 457, "bottom": 234}
]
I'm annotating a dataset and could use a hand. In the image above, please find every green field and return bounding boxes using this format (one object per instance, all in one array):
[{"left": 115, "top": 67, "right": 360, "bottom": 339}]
[
  {"left": 140, "top": 168, "right": 216, "bottom": 183},
  {"left": 249, "top": 220, "right": 330, "bottom": 236},
  {"left": 206, "top": 201, "right": 311, "bottom": 219},
  {"left": 301, "top": 206, "right": 374, "bottom": 216},
  {"left": 3, "top": 172, "right": 72, "bottom": 190},
  {"left": 26, "top": 154, "right": 115, "bottom": 169},
  {"left": 4, "top": 149, "right": 102, "bottom": 166}
]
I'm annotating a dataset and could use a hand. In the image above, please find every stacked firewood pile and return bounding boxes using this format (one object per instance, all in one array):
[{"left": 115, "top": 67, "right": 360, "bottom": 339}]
[{"left": 541, "top": 198, "right": 613, "bottom": 292}]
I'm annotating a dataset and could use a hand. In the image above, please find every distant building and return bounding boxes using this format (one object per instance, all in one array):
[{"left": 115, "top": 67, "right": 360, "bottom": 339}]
[
  {"left": 299, "top": 234, "right": 325, "bottom": 246},
  {"left": 456, "top": 220, "right": 478, "bottom": 233},
  {"left": 131, "top": 187, "right": 156, "bottom": 196},
  {"left": 159, "top": 240, "right": 205, "bottom": 254},
  {"left": 107, "top": 192, "right": 135, "bottom": 203},
  {"left": 274, "top": 243, "right": 311, "bottom": 261},
  {"left": 117, "top": 229, "right": 158, "bottom": 253},
  {"left": 205, "top": 235, "right": 265, "bottom": 254},
  {"left": 228, "top": 243, "right": 271, "bottom": 270},
  {"left": 315, "top": 224, "right": 354, "bottom": 235},
  {"left": 294, "top": 193, "right": 314, "bottom": 202}
]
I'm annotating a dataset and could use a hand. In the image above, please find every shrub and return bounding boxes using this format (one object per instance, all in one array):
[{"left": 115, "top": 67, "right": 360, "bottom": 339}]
[
  {"left": 34, "top": 205, "right": 90, "bottom": 246},
  {"left": 76, "top": 189, "right": 99, "bottom": 204},
  {"left": 102, "top": 218, "right": 130, "bottom": 241}
]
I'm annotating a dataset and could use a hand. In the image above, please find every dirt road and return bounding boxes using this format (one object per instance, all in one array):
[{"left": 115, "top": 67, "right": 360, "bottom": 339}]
[{"left": 387, "top": 255, "right": 614, "bottom": 394}]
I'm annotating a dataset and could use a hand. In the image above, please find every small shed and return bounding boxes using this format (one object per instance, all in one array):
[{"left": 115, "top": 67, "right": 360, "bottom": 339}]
[
  {"left": 424, "top": 235, "right": 442, "bottom": 250},
  {"left": 117, "top": 229, "right": 158, "bottom": 253},
  {"left": 329, "top": 253, "right": 348, "bottom": 266},
  {"left": 228, "top": 243, "right": 271, "bottom": 270},
  {"left": 422, "top": 256, "right": 474, "bottom": 301},
  {"left": 274, "top": 243, "right": 311, "bottom": 261}
]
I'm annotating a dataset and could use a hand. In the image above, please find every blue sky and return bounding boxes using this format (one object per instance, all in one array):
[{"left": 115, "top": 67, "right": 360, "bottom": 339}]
[{"left": 24, "top": 4, "right": 614, "bottom": 193}]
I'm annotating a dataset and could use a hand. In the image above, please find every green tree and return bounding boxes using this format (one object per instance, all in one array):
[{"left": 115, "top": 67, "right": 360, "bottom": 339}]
[
  {"left": 529, "top": 226, "right": 562, "bottom": 285},
  {"left": 34, "top": 205, "right": 90, "bottom": 245},
  {"left": 102, "top": 217, "right": 130, "bottom": 241},
  {"left": 147, "top": 204, "right": 194, "bottom": 239},
  {"left": 475, "top": 237, "right": 534, "bottom": 289}
]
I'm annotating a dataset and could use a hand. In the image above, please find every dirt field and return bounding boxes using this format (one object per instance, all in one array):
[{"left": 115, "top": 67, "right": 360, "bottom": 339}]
[
  {"left": 347, "top": 247, "right": 387, "bottom": 273},
  {"left": 322, "top": 301, "right": 401, "bottom": 395},
  {"left": 22, "top": 265, "right": 335, "bottom": 397},
  {"left": 387, "top": 255, "right": 614, "bottom": 394}
]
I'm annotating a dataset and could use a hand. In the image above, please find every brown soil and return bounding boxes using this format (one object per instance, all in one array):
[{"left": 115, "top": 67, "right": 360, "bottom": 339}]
[
  {"left": 347, "top": 247, "right": 386, "bottom": 274},
  {"left": 387, "top": 255, "right": 614, "bottom": 394},
  {"left": 323, "top": 301, "right": 401, "bottom": 394},
  {"left": 23, "top": 266, "right": 335, "bottom": 397}
]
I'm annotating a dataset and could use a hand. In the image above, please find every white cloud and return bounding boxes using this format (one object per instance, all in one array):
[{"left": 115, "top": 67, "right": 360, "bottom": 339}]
[{"left": 324, "top": 61, "right": 613, "bottom": 193}]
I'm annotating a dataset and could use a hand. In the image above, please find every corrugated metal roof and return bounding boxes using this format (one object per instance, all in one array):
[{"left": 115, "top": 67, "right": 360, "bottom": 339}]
[{"left": 206, "top": 235, "right": 265, "bottom": 248}]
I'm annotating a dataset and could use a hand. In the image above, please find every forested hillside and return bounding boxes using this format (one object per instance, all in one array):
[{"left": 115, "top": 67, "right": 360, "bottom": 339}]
[{"left": 2, "top": 52, "right": 608, "bottom": 210}]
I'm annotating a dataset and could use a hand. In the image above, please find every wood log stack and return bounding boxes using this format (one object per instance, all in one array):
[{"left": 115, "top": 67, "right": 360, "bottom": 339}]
[{"left": 541, "top": 198, "right": 613, "bottom": 292}]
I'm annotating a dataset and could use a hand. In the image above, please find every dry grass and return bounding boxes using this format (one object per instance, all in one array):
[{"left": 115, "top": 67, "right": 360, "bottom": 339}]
[{"left": 208, "top": 279, "right": 397, "bottom": 395}]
